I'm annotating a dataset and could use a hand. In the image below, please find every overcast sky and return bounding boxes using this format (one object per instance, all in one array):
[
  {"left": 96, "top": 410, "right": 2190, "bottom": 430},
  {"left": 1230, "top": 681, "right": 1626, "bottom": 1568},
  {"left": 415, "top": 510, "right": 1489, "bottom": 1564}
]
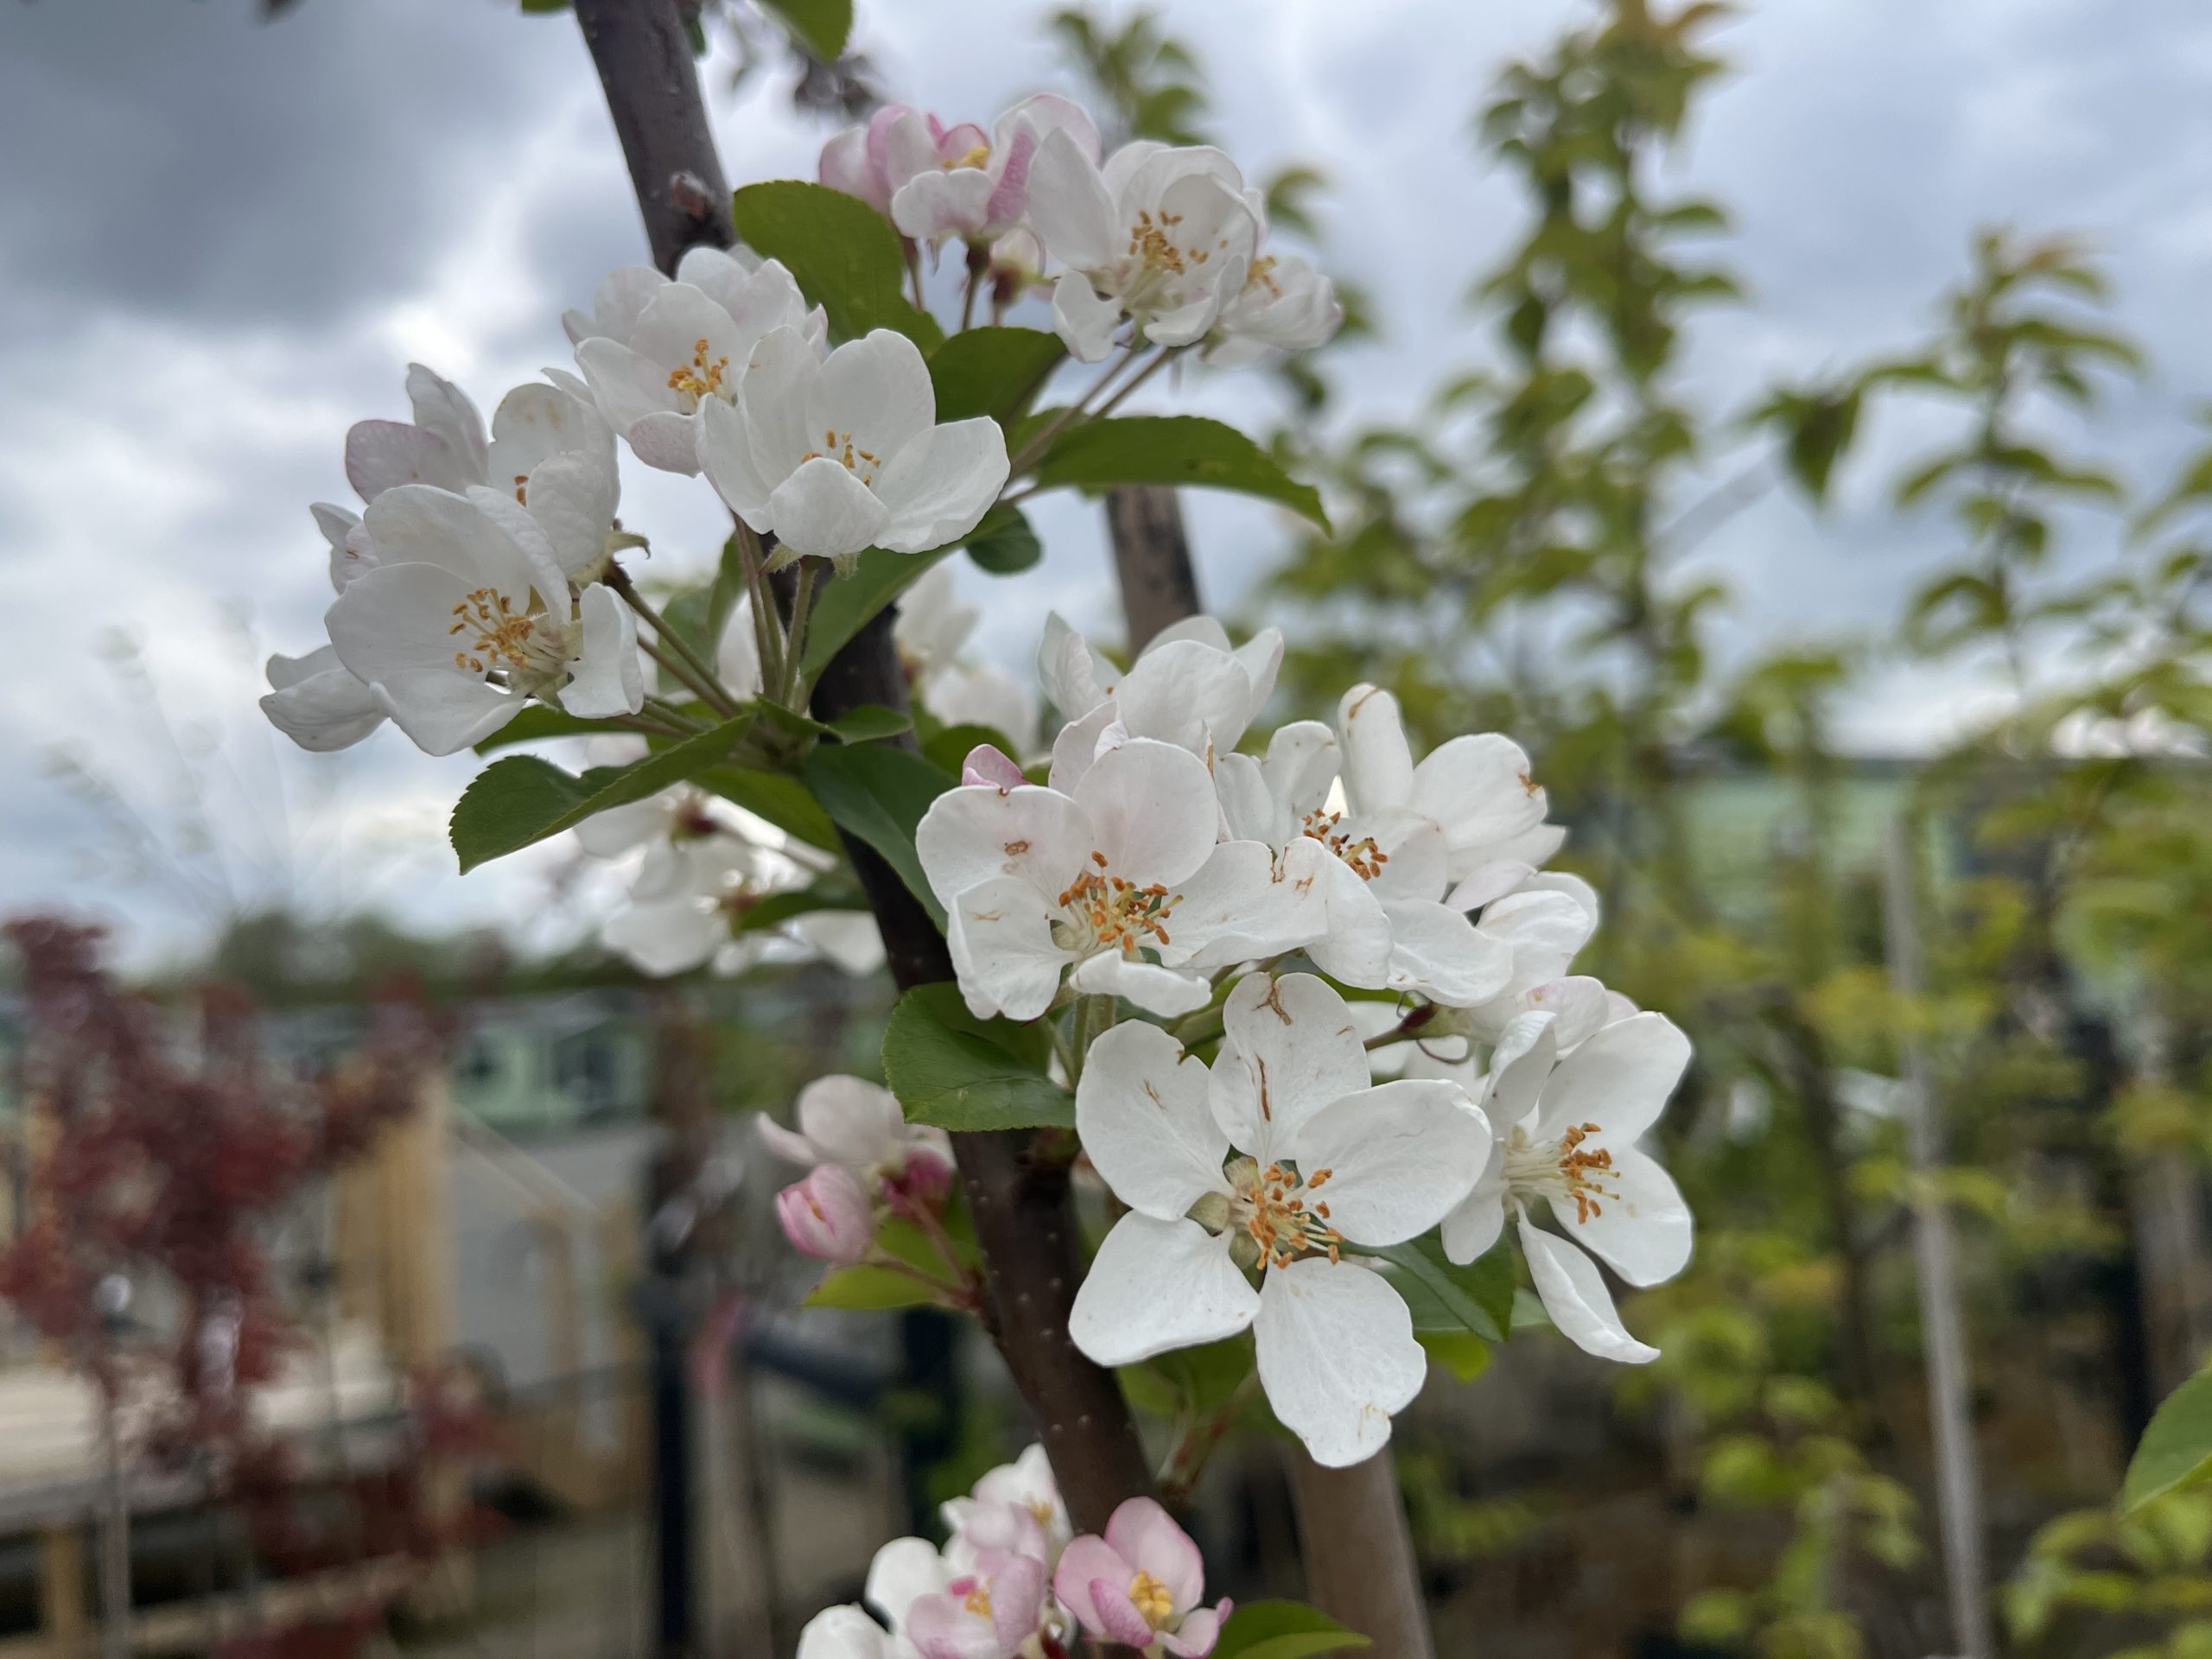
[{"left": 3, "top": 0, "right": 2207, "bottom": 965}]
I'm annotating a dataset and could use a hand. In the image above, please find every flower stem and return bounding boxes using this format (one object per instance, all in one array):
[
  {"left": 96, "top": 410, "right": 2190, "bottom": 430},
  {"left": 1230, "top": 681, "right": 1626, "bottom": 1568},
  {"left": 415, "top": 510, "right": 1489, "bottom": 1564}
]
[
  {"left": 868, "top": 1253, "right": 980, "bottom": 1313},
  {"left": 607, "top": 567, "right": 745, "bottom": 717},
  {"left": 1159, "top": 1372, "right": 1258, "bottom": 1506},
  {"left": 1088, "top": 343, "right": 1179, "bottom": 423},
  {"left": 734, "top": 521, "right": 786, "bottom": 696},
  {"left": 1069, "top": 993, "right": 1119, "bottom": 1082},
  {"left": 641, "top": 695, "right": 709, "bottom": 733},
  {"left": 780, "top": 557, "right": 819, "bottom": 705},
  {"left": 1007, "top": 347, "right": 1154, "bottom": 476}
]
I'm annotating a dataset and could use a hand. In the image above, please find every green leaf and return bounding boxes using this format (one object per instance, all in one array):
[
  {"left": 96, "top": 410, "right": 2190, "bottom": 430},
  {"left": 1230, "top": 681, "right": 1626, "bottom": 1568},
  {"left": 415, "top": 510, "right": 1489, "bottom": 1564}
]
[
  {"left": 804, "top": 1265, "right": 939, "bottom": 1311},
  {"left": 881, "top": 983, "right": 1073, "bottom": 1132},
  {"left": 800, "top": 742, "right": 954, "bottom": 924},
  {"left": 730, "top": 887, "right": 869, "bottom": 934},
  {"left": 963, "top": 504, "right": 1043, "bottom": 575},
  {"left": 1032, "top": 415, "right": 1330, "bottom": 529},
  {"left": 1416, "top": 1329, "right": 1492, "bottom": 1382},
  {"left": 928, "top": 326, "right": 1066, "bottom": 423},
  {"left": 694, "top": 765, "right": 838, "bottom": 850},
  {"left": 731, "top": 181, "right": 941, "bottom": 350},
  {"left": 826, "top": 704, "right": 913, "bottom": 743},
  {"left": 471, "top": 705, "right": 633, "bottom": 754},
  {"left": 2126, "top": 1370, "right": 2212, "bottom": 1513},
  {"left": 1213, "top": 1599, "right": 1370, "bottom": 1659},
  {"left": 758, "top": 0, "right": 851, "bottom": 62},
  {"left": 1366, "top": 1236, "right": 1515, "bottom": 1341},
  {"left": 802, "top": 546, "right": 956, "bottom": 677},
  {"left": 448, "top": 716, "right": 750, "bottom": 874}
]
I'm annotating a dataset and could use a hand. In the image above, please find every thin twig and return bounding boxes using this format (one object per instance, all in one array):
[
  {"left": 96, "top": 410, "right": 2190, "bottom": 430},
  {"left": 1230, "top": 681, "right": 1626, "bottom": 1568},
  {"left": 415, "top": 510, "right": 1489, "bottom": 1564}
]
[
  {"left": 1008, "top": 348, "right": 1154, "bottom": 476},
  {"left": 609, "top": 569, "right": 744, "bottom": 716},
  {"left": 780, "top": 558, "right": 819, "bottom": 705},
  {"left": 1089, "top": 346, "right": 1179, "bottom": 423}
]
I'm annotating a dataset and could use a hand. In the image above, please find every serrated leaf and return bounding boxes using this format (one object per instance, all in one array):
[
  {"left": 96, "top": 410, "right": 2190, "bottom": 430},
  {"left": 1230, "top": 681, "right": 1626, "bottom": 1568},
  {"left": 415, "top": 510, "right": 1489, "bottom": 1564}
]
[
  {"left": 448, "top": 715, "right": 750, "bottom": 874},
  {"left": 804, "top": 1265, "right": 938, "bottom": 1311},
  {"left": 758, "top": 0, "right": 851, "bottom": 61},
  {"left": 802, "top": 546, "right": 956, "bottom": 677},
  {"left": 731, "top": 181, "right": 941, "bottom": 349},
  {"left": 1213, "top": 1599, "right": 1370, "bottom": 1659},
  {"left": 928, "top": 326, "right": 1066, "bottom": 423},
  {"left": 1366, "top": 1236, "right": 1516, "bottom": 1340},
  {"left": 963, "top": 503, "right": 1043, "bottom": 575},
  {"left": 800, "top": 742, "right": 954, "bottom": 924},
  {"left": 471, "top": 705, "right": 634, "bottom": 754},
  {"left": 1032, "top": 415, "right": 1330, "bottom": 528},
  {"left": 694, "top": 764, "right": 838, "bottom": 849},
  {"left": 881, "top": 983, "right": 1072, "bottom": 1131},
  {"left": 2126, "top": 1370, "right": 2212, "bottom": 1513}
]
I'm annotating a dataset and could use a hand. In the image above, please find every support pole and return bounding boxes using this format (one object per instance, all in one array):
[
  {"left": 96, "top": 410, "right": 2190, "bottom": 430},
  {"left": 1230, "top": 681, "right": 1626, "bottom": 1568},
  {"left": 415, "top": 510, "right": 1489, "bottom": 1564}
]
[{"left": 1880, "top": 820, "right": 1992, "bottom": 1659}]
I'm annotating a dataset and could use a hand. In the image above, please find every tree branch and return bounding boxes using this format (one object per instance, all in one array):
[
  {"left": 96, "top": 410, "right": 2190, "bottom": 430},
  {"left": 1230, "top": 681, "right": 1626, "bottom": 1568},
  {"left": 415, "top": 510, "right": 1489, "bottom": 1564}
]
[
  {"left": 1105, "top": 486, "right": 1205, "bottom": 651},
  {"left": 571, "top": 0, "right": 733, "bottom": 276}
]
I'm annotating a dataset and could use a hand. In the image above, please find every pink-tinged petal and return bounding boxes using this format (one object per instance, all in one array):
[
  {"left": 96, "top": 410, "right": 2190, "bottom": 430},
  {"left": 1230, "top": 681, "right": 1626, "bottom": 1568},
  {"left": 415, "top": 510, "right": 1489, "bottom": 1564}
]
[
  {"left": 981, "top": 1550, "right": 1046, "bottom": 1652},
  {"left": 961, "top": 744, "right": 1027, "bottom": 790},
  {"left": 1051, "top": 1535, "right": 1131, "bottom": 1637},
  {"left": 1070, "top": 1215, "right": 1258, "bottom": 1367},
  {"left": 891, "top": 168, "right": 998, "bottom": 243},
  {"left": 776, "top": 1165, "right": 874, "bottom": 1263},
  {"left": 1084, "top": 1577, "right": 1159, "bottom": 1649},
  {"left": 1104, "top": 1498, "right": 1204, "bottom": 1612},
  {"left": 1026, "top": 128, "right": 1120, "bottom": 270},
  {"left": 822, "top": 124, "right": 890, "bottom": 215},
  {"left": 903, "top": 1595, "right": 1001, "bottom": 1659},
  {"left": 795, "top": 1075, "right": 906, "bottom": 1168},
  {"left": 1160, "top": 1600, "right": 1230, "bottom": 1657},
  {"left": 981, "top": 127, "right": 1037, "bottom": 232},
  {"left": 876, "top": 107, "right": 941, "bottom": 193},
  {"left": 1076, "top": 1022, "right": 1227, "bottom": 1222}
]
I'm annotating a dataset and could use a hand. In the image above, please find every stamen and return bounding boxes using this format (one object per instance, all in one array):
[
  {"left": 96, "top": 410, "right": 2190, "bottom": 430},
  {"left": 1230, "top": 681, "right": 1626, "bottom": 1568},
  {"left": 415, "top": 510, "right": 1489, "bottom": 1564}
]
[{"left": 1129, "top": 1570, "right": 1174, "bottom": 1628}]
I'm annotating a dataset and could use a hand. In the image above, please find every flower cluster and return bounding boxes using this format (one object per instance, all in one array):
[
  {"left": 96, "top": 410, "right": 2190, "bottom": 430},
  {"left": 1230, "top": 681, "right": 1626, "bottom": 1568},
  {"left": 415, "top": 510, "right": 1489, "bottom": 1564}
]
[
  {"left": 760, "top": 1077, "right": 966, "bottom": 1293},
  {"left": 798, "top": 1446, "right": 1230, "bottom": 1659},
  {"left": 821, "top": 98, "right": 1343, "bottom": 365}
]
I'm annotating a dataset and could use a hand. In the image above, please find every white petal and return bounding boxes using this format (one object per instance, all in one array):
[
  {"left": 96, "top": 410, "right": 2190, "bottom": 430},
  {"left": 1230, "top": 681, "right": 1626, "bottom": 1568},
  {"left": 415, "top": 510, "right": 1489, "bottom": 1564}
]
[
  {"left": 1075, "top": 1021, "right": 1228, "bottom": 1220},
  {"left": 1070, "top": 1215, "right": 1257, "bottom": 1367},
  {"left": 1567, "top": 1146, "right": 1693, "bottom": 1287},
  {"left": 796, "top": 1605, "right": 893, "bottom": 1659},
  {"left": 258, "top": 651, "right": 385, "bottom": 752},
  {"left": 1518, "top": 1215, "right": 1657, "bottom": 1364},
  {"left": 944, "top": 874, "right": 1069, "bottom": 1020},
  {"left": 1168, "top": 839, "right": 1322, "bottom": 969},
  {"left": 867, "top": 1536, "right": 954, "bottom": 1636},
  {"left": 872, "top": 418, "right": 1010, "bottom": 554},
  {"left": 1026, "top": 128, "right": 1121, "bottom": 270},
  {"left": 1070, "top": 738, "right": 1218, "bottom": 887},
  {"left": 564, "top": 585, "right": 645, "bottom": 718},
  {"left": 790, "top": 910, "right": 888, "bottom": 976},
  {"left": 603, "top": 895, "right": 722, "bottom": 976},
  {"left": 575, "top": 336, "right": 680, "bottom": 436},
  {"left": 1337, "top": 683, "right": 1414, "bottom": 813},
  {"left": 360, "top": 484, "right": 540, "bottom": 596},
  {"left": 1114, "top": 639, "right": 1256, "bottom": 758},
  {"left": 1297, "top": 852, "right": 1397, "bottom": 991},
  {"left": 404, "top": 363, "right": 488, "bottom": 478},
  {"left": 913, "top": 783, "right": 1092, "bottom": 912},
  {"left": 796, "top": 1075, "right": 907, "bottom": 1168},
  {"left": 1476, "top": 887, "right": 1598, "bottom": 988},
  {"left": 811, "top": 330, "right": 937, "bottom": 470},
  {"left": 1262, "top": 720, "right": 1338, "bottom": 818},
  {"left": 1211, "top": 972, "right": 1369, "bottom": 1163},
  {"left": 739, "top": 323, "right": 824, "bottom": 486},
  {"left": 629, "top": 410, "right": 702, "bottom": 475},
  {"left": 345, "top": 421, "right": 474, "bottom": 500},
  {"left": 1522, "top": 976, "right": 1613, "bottom": 1050},
  {"left": 1050, "top": 272, "right": 1123, "bottom": 363},
  {"left": 1046, "top": 700, "right": 1118, "bottom": 796},
  {"left": 1037, "top": 612, "right": 1119, "bottom": 718},
  {"left": 1067, "top": 950, "right": 1212, "bottom": 1016},
  {"left": 323, "top": 563, "right": 518, "bottom": 756},
  {"left": 1410, "top": 733, "right": 1548, "bottom": 878},
  {"left": 1440, "top": 1180, "right": 1508, "bottom": 1267},
  {"left": 891, "top": 167, "right": 997, "bottom": 242},
  {"left": 1481, "top": 1010, "right": 1559, "bottom": 1129},
  {"left": 1533, "top": 1011, "right": 1691, "bottom": 1146},
  {"left": 766, "top": 456, "right": 893, "bottom": 560},
  {"left": 697, "top": 394, "right": 774, "bottom": 524},
  {"left": 717, "top": 595, "right": 765, "bottom": 696},
  {"left": 1254, "top": 1258, "right": 1426, "bottom": 1468},
  {"left": 1380, "top": 899, "right": 1516, "bottom": 1007},
  {"left": 1285, "top": 1080, "right": 1491, "bottom": 1247}
]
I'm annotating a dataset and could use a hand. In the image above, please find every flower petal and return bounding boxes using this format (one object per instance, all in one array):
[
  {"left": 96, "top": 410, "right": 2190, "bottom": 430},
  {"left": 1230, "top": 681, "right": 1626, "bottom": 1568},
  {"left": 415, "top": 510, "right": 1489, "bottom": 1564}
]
[
  {"left": 1563, "top": 1144, "right": 1693, "bottom": 1288},
  {"left": 867, "top": 1535, "right": 954, "bottom": 1636},
  {"left": 795, "top": 1605, "right": 894, "bottom": 1659},
  {"left": 1076, "top": 1023, "right": 1227, "bottom": 1221},
  {"left": 1211, "top": 972, "right": 1370, "bottom": 1164},
  {"left": 1337, "top": 683, "right": 1414, "bottom": 813},
  {"left": 1052, "top": 1536, "right": 1134, "bottom": 1643},
  {"left": 1051, "top": 272, "right": 1123, "bottom": 363},
  {"left": 913, "top": 782, "right": 1092, "bottom": 912},
  {"left": 1410, "top": 733, "right": 1549, "bottom": 880},
  {"left": 1254, "top": 1258, "right": 1426, "bottom": 1468},
  {"left": 1105, "top": 1497, "right": 1205, "bottom": 1612},
  {"left": 1027, "top": 127, "right": 1121, "bottom": 270},
  {"left": 1285, "top": 1079, "right": 1491, "bottom": 1247},
  {"left": 1168, "top": 839, "right": 1324, "bottom": 969},
  {"left": 872, "top": 418, "right": 1010, "bottom": 554},
  {"left": 766, "top": 455, "right": 893, "bottom": 560},
  {"left": 1518, "top": 1214, "right": 1657, "bottom": 1364},
  {"left": 944, "top": 874, "right": 1068, "bottom": 1020},
  {"left": 1532, "top": 1011, "right": 1691, "bottom": 1146},
  {"left": 601, "top": 894, "right": 722, "bottom": 976},
  {"left": 345, "top": 420, "right": 475, "bottom": 499},
  {"left": 698, "top": 393, "right": 774, "bottom": 525},
  {"left": 258, "top": 650, "right": 385, "bottom": 752},
  {"left": 1071, "top": 738, "right": 1219, "bottom": 887},
  {"left": 1440, "top": 1182, "right": 1508, "bottom": 1268},
  {"left": 796, "top": 1075, "right": 906, "bottom": 1169},
  {"left": 564, "top": 584, "right": 645, "bottom": 718},
  {"left": 1067, "top": 950, "right": 1212, "bottom": 1016},
  {"left": 323, "top": 563, "right": 517, "bottom": 756},
  {"left": 1378, "top": 899, "right": 1515, "bottom": 1007},
  {"left": 810, "top": 329, "right": 937, "bottom": 471},
  {"left": 1115, "top": 638, "right": 1259, "bottom": 759},
  {"left": 1070, "top": 1214, "right": 1258, "bottom": 1367}
]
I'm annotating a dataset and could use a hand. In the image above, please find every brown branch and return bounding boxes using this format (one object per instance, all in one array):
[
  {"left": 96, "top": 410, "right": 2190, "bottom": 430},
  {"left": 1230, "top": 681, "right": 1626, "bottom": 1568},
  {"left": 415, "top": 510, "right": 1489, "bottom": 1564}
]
[
  {"left": 1106, "top": 486, "right": 1204, "bottom": 652},
  {"left": 571, "top": 0, "right": 733, "bottom": 275}
]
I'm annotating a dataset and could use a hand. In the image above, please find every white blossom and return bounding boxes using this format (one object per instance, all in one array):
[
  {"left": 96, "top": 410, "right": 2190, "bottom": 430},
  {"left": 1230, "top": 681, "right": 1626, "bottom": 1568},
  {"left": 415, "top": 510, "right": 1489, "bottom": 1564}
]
[
  {"left": 822, "top": 97, "right": 1100, "bottom": 249},
  {"left": 572, "top": 245, "right": 826, "bottom": 473},
  {"left": 1068, "top": 974, "right": 1491, "bottom": 1466},
  {"left": 756, "top": 1074, "right": 950, "bottom": 1190},
  {"left": 257, "top": 645, "right": 385, "bottom": 753},
  {"left": 1440, "top": 1008, "right": 1694, "bottom": 1363},
  {"left": 696, "top": 327, "right": 1009, "bottom": 564},
  {"left": 1039, "top": 611, "right": 1281, "bottom": 790}
]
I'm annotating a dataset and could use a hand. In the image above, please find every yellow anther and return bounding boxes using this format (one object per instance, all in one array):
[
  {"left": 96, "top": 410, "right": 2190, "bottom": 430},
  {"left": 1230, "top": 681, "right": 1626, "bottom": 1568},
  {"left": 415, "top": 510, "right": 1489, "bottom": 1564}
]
[{"left": 1129, "top": 1570, "right": 1174, "bottom": 1628}]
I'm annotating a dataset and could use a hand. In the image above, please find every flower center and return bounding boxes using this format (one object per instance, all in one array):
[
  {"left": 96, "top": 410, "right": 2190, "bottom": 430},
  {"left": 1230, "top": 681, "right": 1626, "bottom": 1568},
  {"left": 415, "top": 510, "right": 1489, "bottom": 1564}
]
[
  {"left": 1503, "top": 1122, "right": 1618, "bottom": 1224},
  {"left": 1229, "top": 1156, "right": 1343, "bottom": 1272},
  {"left": 1245, "top": 254, "right": 1281, "bottom": 300},
  {"left": 1300, "top": 808, "right": 1389, "bottom": 881},
  {"left": 665, "top": 336, "right": 730, "bottom": 405},
  {"left": 1117, "top": 209, "right": 1234, "bottom": 315},
  {"left": 944, "top": 143, "right": 991, "bottom": 170},
  {"left": 1128, "top": 1570, "right": 1174, "bottom": 1629},
  {"left": 447, "top": 587, "right": 570, "bottom": 687},
  {"left": 798, "top": 427, "right": 885, "bottom": 486},
  {"left": 1055, "top": 850, "right": 1180, "bottom": 953},
  {"left": 955, "top": 1575, "right": 993, "bottom": 1618}
]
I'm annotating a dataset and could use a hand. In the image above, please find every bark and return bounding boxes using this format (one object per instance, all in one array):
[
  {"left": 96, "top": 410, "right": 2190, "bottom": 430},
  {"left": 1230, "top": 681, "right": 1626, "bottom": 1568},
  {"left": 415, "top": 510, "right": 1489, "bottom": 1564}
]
[
  {"left": 1106, "top": 485, "right": 1204, "bottom": 650},
  {"left": 809, "top": 608, "right": 1153, "bottom": 1533},
  {"left": 574, "top": 0, "right": 1152, "bottom": 1539},
  {"left": 571, "top": 0, "right": 734, "bottom": 276},
  {"left": 1106, "top": 490, "right": 1436, "bottom": 1656}
]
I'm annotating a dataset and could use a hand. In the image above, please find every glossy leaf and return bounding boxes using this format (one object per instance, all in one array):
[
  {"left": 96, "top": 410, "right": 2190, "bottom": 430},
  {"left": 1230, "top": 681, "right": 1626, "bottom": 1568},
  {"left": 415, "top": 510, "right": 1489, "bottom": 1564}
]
[
  {"left": 1213, "top": 1600, "right": 1370, "bottom": 1659},
  {"left": 2126, "top": 1370, "right": 2212, "bottom": 1514},
  {"left": 731, "top": 181, "right": 942, "bottom": 349},
  {"left": 802, "top": 546, "right": 956, "bottom": 677},
  {"left": 928, "top": 326, "right": 1066, "bottom": 423},
  {"left": 800, "top": 741, "right": 954, "bottom": 923},
  {"left": 1032, "top": 415, "right": 1330, "bottom": 528},
  {"left": 963, "top": 503, "right": 1043, "bottom": 575},
  {"left": 881, "top": 983, "right": 1073, "bottom": 1132}
]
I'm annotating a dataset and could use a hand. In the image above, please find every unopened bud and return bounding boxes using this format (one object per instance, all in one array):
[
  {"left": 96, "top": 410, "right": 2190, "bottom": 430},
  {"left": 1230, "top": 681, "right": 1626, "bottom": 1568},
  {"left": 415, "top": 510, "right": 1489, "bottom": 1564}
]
[
  {"left": 961, "top": 743, "right": 1027, "bottom": 791},
  {"left": 776, "top": 1165, "right": 874, "bottom": 1264},
  {"left": 896, "top": 1145, "right": 956, "bottom": 1211}
]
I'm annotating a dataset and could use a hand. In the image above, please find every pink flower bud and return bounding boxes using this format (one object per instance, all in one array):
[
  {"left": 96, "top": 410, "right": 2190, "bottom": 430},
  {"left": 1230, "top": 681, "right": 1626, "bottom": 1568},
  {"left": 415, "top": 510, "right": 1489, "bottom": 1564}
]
[
  {"left": 961, "top": 743, "right": 1027, "bottom": 791},
  {"left": 893, "top": 1144, "right": 956, "bottom": 1211},
  {"left": 776, "top": 1165, "right": 874, "bottom": 1265}
]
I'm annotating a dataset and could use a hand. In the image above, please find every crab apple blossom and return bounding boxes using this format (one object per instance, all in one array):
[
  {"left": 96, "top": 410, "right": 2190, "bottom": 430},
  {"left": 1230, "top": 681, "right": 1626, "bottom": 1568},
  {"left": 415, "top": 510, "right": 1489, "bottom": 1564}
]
[
  {"left": 825, "top": 97, "right": 1100, "bottom": 249},
  {"left": 1440, "top": 1007, "right": 1694, "bottom": 1363},
  {"left": 1039, "top": 611, "right": 1282, "bottom": 791},
  {"left": 1026, "top": 134, "right": 1260, "bottom": 361},
  {"left": 915, "top": 736, "right": 1314, "bottom": 1020},
  {"left": 1056, "top": 1497, "right": 1231, "bottom": 1657},
  {"left": 696, "top": 326, "right": 1009, "bottom": 563},
  {"left": 1453, "top": 872, "right": 1605, "bottom": 1040},
  {"left": 571, "top": 245, "right": 825, "bottom": 473},
  {"left": 1207, "top": 245, "right": 1344, "bottom": 367},
  {"left": 1069, "top": 974, "right": 1491, "bottom": 1465},
  {"left": 758, "top": 1074, "right": 953, "bottom": 1200},
  {"left": 796, "top": 1605, "right": 904, "bottom": 1659},
  {"left": 321, "top": 484, "right": 641, "bottom": 755},
  {"left": 777, "top": 1163, "right": 876, "bottom": 1264},
  {"left": 942, "top": 1443, "right": 1068, "bottom": 1562},
  {"left": 1214, "top": 719, "right": 1515, "bottom": 1007},
  {"left": 258, "top": 645, "right": 385, "bottom": 753},
  {"left": 868, "top": 1535, "right": 1050, "bottom": 1659},
  {"left": 341, "top": 362, "right": 488, "bottom": 501}
]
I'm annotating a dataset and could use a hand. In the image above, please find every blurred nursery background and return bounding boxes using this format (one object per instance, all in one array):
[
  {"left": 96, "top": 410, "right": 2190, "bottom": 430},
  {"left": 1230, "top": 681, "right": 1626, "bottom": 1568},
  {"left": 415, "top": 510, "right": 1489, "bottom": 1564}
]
[{"left": 1, "top": 0, "right": 2209, "bottom": 1653}]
